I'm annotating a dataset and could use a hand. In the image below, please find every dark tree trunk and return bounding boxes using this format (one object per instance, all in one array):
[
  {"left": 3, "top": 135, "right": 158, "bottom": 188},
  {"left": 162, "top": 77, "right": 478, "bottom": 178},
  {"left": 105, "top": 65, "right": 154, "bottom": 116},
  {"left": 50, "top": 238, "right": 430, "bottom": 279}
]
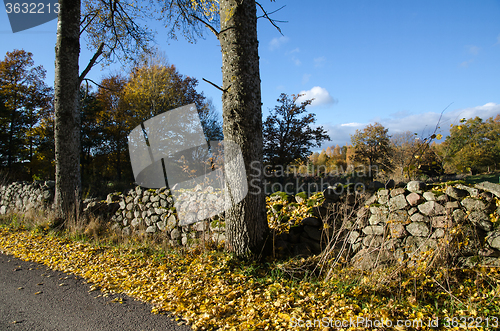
[
  {"left": 53, "top": 0, "right": 81, "bottom": 221},
  {"left": 219, "top": 0, "right": 268, "bottom": 257}
]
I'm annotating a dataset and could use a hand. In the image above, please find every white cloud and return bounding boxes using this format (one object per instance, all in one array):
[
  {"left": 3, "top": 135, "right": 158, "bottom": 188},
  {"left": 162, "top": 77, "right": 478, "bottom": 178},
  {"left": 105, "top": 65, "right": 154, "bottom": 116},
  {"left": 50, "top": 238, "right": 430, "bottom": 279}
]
[
  {"left": 302, "top": 74, "right": 311, "bottom": 85},
  {"left": 319, "top": 103, "right": 500, "bottom": 147},
  {"left": 269, "top": 36, "right": 289, "bottom": 50},
  {"left": 314, "top": 56, "right": 326, "bottom": 67},
  {"left": 292, "top": 56, "right": 301, "bottom": 66},
  {"left": 467, "top": 45, "right": 480, "bottom": 55},
  {"left": 286, "top": 48, "right": 300, "bottom": 55},
  {"left": 296, "top": 86, "right": 336, "bottom": 107},
  {"left": 341, "top": 122, "right": 365, "bottom": 127},
  {"left": 460, "top": 59, "right": 474, "bottom": 67}
]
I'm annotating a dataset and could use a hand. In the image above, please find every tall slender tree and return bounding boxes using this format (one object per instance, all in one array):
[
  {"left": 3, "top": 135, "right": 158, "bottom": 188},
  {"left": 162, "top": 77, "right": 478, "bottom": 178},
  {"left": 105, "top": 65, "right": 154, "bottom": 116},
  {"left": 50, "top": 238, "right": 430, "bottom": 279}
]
[
  {"left": 157, "top": 0, "right": 283, "bottom": 257},
  {"left": 0, "top": 49, "right": 52, "bottom": 176}
]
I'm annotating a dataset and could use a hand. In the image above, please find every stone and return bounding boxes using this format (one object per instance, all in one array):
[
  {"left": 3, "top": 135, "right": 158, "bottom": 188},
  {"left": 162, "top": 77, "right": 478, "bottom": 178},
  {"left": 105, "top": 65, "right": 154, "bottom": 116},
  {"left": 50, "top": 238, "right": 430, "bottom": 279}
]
[
  {"left": 302, "top": 217, "right": 322, "bottom": 227},
  {"left": 390, "top": 188, "right": 406, "bottom": 197},
  {"left": 431, "top": 216, "right": 452, "bottom": 228},
  {"left": 126, "top": 203, "right": 134, "bottom": 211},
  {"left": 370, "top": 205, "right": 389, "bottom": 215},
  {"left": 475, "top": 181, "right": 500, "bottom": 198},
  {"left": 486, "top": 231, "right": 500, "bottom": 250},
  {"left": 157, "top": 220, "right": 166, "bottom": 231},
  {"left": 0, "top": 206, "right": 6, "bottom": 215},
  {"left": 410, "top": 213, "right": 429, "bottom": 223},
  {"left": 323, "top": 187, "right": 341, "bottom": 202},
  {"left": 364, "top": 194, "right": 378, "bottom": 206},
  {"left": 299, "top": 235, "right": 322, "bottom": 253},
  {"left": 407, "top": 181, "right": 426, "bottom": 193},
  {"left": 406, "top": 192, "right": 424, "bottom": 206},
  {"left": 406, "top": 222, "right": 430, "bottom": 237},
  {"left": 388, "top": 210, "right": 407, "bottom": 223},
  {"left": 456, "top": 184, "right": 479, "bottom": 197},
  {"left": 461, "top": 197, "right": 487, "bottom": 212},
  {"left": 362, "top": 225, "right": 385, "bottom": 236},
  {"left": 378, "top": 189, "right": 389, "bottom": 197},
  {"left": 437, "top": 194, "right": 448, "bottom": 203},
  {"left": 211, "top": 232, "right": 226, "bottom": 243},
  {"left": 388, "top": 194, "right": 408, "bottom": 211},
  {"left": 453, "top": 209, "right": 466, "bottom": 223},
  {"left": 423, "top": 192, "right": 436, "bottom": 201},
  {"left": 170, "top": 228, "right": 181, "bottom": 240},
  {"left": 304, "top": 225, "right": 322, "bottom": 241},
  {"left": 458, "top": 256, "right": 500, "bottom": 268},
  {"left": 362, "top": 235, "right": 384, "bottom": 248},
  {"left": 431, "top": 228, "right": 445, "bottom": 239},
  {"left": 193, "top": 221, "right": 207, "bottom": 232},
  {"left": 347, "top": 231, "right": 361, "bottom": 244},
  {"left": 405, "top": 236, "right": 438, "bottom": 253},
  {"left": 378, "top": 195, "right": 389, "bottom": 205},
  {"left": 446, "top": 186, "right": 469, "bottom": 200},
  {"left": 388, "top": 222, "right": 407, "bottom": 238},
  {"left": 468, "top": 211, "right": 493, "bottom": 231},
  {"left": 418, "top": 201, "right": 446, "bottom": 216},
  {"left": 352, "top": 248, "right": 394, "bottom": 270},
  {"left": 445, "top": 201, "right": 460, "bottom": 210},
  {"left": 456, "top": 224, "right": 486, "bottom": 257},
  {"left": 368, "top": 213, "right": 386, "bottom": 225},
  {"left": 146, "top": 226, "right": 156, "bottom": 233},
  {"left": 122, "top": 226, "right": 131, "bottom": 236},
  {"left": 408, "top": 207, "right": 418, "bottom": 216},
  {"left": 131, "top": 218, "right": 141, "bottom": 228},
  {"left": 368, "top": 181, "right": 385, "bottom": 190}
]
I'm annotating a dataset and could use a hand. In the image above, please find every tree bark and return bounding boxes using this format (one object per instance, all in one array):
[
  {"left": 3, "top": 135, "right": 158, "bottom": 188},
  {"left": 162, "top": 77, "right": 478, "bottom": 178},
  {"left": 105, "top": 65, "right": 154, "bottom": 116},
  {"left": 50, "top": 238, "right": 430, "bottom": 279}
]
[
  {"left": 219, "top": 0, "right": 268, "bottom": 257},
  {"left": 54, "top": 0, "right": 81, "bottom": 221}
]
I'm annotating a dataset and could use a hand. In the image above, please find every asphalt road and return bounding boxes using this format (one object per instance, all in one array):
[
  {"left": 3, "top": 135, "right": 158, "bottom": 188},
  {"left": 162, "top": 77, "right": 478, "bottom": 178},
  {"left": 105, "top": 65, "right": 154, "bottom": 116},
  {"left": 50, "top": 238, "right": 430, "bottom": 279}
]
[{"left": 0, "top": 252, "right": 192, "bottom": 331}]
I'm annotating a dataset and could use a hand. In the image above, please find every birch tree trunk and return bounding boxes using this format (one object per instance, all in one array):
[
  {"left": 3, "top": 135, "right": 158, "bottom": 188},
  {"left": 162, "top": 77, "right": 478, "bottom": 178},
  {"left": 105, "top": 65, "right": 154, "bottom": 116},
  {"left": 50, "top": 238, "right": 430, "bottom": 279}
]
[
  {"left": 53, "top": 0, "right": 81, "bottom": 221},
  {"left": 219, "top": 0, "right": 268, "bottom": 257}
]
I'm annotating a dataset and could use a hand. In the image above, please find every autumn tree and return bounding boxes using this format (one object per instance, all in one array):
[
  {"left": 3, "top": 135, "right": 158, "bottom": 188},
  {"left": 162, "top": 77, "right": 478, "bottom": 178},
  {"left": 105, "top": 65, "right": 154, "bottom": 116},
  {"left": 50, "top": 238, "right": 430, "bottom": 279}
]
[
  {"left": 95, "top": 75, "right": 132, "bottom": 183},
  {"left": 0, "top": 50, "right": 52, "bottom": 177},
  {"left": 123, "top": 56, "right": 223, "bottom": 141},
  {"left": 350, "top": 123, "right": 392, "bottom": 178},
  {"left": 444, "top": 116, "right": 500, "bottom": 174},
  {"left": 263, "top": 93, "right": 330, "bottom": 166},
  {"left": 390, "top": 131, "right": 417, "bottom": 179}
]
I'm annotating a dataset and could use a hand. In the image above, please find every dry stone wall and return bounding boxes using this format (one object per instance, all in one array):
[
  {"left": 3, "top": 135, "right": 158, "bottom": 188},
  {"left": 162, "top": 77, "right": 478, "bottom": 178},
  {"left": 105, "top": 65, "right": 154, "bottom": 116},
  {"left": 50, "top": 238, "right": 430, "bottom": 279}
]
[
  {"left": 2, "top": 179, "right": 500, "bottom": 270},
  {"left": 0, "top": 181, "right": 55, "bottom": 215},
  {"left": 342, "top": 181, "right": 500, "bottom": 270}
]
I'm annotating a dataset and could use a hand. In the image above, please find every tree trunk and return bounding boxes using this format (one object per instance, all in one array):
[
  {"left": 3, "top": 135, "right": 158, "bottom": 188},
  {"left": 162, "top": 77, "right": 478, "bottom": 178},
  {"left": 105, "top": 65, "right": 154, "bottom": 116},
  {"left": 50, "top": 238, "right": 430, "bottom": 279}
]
[
  {"left": 219, "top": 0, "right": 268, "bottom": 257},
  {"left": 53, "top": 0, "right": 81, "bottom": 221}
]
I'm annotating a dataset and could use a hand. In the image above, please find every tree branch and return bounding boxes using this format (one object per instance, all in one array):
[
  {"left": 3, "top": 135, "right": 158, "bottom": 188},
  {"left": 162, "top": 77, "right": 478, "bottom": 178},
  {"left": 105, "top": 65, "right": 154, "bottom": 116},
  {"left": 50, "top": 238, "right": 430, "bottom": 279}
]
[
  {"left": 79, "top": 42, "right": 104, "bottom": 84},
  {"left": 256, "top": 2, "right": 286, "bottom": 35},
  {"left": 203, "top": 78, "right": 227, "bottom": 93},
  {"left": 190, "top": 14, "right": 220, "bottom": 38}
]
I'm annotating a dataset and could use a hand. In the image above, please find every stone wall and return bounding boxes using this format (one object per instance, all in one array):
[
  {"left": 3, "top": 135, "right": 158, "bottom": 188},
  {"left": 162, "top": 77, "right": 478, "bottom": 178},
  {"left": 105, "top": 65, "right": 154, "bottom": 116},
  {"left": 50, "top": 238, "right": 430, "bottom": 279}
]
[
  {"left": 2, "top": 179, "right": 500, "bottom": 270},
  {"left": 0, "top": 181, "right": 55, "bottom": 215},
  {"left": 336, "top": 181, "right": 500, "bottom": 269}
]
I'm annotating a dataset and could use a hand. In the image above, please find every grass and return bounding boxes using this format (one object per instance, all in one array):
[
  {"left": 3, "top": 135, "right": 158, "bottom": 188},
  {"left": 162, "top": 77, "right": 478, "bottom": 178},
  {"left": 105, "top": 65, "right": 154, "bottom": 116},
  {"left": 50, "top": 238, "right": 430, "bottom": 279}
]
[
  {"left": 0, "top": 195, "right": 499, "bottom": 330},
  {"left": 465, "top": 172, "right": 500, "bottom": 185}
]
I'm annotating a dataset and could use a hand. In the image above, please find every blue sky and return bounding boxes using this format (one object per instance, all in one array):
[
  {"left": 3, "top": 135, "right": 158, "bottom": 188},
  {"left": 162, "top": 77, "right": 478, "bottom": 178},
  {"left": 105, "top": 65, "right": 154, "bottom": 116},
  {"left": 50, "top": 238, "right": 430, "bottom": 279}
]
[{"left": 1, "top": 0, "right": 500, "bottom": 149}]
